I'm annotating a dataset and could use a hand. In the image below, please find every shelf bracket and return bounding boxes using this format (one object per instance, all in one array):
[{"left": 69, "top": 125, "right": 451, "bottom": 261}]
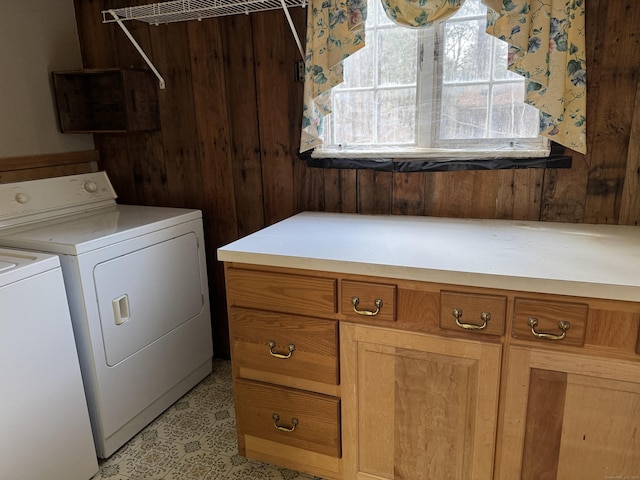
[{"left": 106, "top": 10, "right": 166, "bottom": 89}]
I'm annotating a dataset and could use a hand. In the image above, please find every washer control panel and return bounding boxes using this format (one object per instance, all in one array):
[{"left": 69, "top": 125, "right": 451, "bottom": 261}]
[{"left": 0, "top": 172, "right": 117, "bottom": 226}]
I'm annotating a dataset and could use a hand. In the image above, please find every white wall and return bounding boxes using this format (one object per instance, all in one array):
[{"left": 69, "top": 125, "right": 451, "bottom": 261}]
[{"left": 0, "top": 0, "right": 94, "bottom": 158}]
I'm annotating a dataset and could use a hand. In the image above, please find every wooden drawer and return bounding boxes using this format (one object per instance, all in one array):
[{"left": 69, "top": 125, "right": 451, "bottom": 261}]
[
  {"left": 230, "top": 307, "right": 339, "bottom": 385},
  {"left": 512, "top": 297, "right": 589, "bottom": 346},
  {"left": 235, "top": 379, "right": 341, "bottom": 458},
  {"left": 440, "top": 291, "right": 506, "bottom": 336},
  {"left": 341, "top": 280, "right": 396, "bottom": 323},
  {"left": 226, "top": 268, "right": 337, "bottom": 317}
]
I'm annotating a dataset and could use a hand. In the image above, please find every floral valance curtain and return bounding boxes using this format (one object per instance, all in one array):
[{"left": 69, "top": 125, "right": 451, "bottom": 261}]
[
  {"left": 300, "top": 0, "right": 367, "bottom": 153},
  {"left": 381, "top": 0, "right": 464, "bottom": 28},
  {"left": 482, "top": 0, "right": 587, "bottom": 154}
]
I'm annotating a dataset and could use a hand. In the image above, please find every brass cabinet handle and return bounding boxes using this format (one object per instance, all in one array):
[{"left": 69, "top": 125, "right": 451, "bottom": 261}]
[
  {"left": 268, "top": 341, "right": 295, "bottom": 359},
  {"left": 452, "top": 307, "right": 490, "bottom": 330},
  {"left": 272, "top": 413, "right": 298, "bottom": 432},
  {"left": 527, "top": 317, "right": 571, "bottom": 340},
  {"left": 351, "top": 296, "right": 383, "bottom": 316}
]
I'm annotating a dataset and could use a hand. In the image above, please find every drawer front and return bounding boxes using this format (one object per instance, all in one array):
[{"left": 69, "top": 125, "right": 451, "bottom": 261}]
[
  {"left": 513, "top": 298, "right": 588, "bottom": 346},
  {"left": 341, "top": 280, "right": 396, "bottom": 323},
  {"left": 226, "top": 268, "right": 337, "bottom": 317},
  {"left": 230, "top": 307, "right": 339, "bottom": 385},
  {"left": 440, "top": 291, "right": 506, "bottom": 336},
  {"left": 235, "top": 379, "right": 341, "bottom": 458}
]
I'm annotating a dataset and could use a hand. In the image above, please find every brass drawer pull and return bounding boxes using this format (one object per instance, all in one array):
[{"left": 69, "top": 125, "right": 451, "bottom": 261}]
[
  {"left": 527, "top": 317, "right": 571, "bottom": 340},
  {"left": 272, "top": 413, "right": 299, "bottom": 432},
  {"left": 452, "top": 307, "right": 490, "bottom": 330},
  {"left": 268, "top": 341, "right": 295, "bottom": 359},
  {"left": 351, "top": 296, "right": 383, "bottom": 316}
]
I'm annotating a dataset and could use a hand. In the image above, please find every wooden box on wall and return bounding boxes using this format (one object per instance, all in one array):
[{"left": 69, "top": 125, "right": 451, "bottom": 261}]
[{"left": 52, "top": 68, "right": 160, "bottom": 133}]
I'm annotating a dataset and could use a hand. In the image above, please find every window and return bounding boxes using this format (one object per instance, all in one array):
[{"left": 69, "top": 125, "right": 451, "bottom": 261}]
[{"left": 313, "top": 0, "right": 549, "bottom": 161}]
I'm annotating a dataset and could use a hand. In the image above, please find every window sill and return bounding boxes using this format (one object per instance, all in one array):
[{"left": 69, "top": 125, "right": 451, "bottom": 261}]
[{"left": 301, "top": 145, "right": 572, "bottom": 172}]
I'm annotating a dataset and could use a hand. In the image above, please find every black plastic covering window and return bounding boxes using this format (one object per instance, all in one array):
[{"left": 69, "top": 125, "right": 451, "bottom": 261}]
[{"left": 301, "top": 143, "right": 572, "bottom": 172}]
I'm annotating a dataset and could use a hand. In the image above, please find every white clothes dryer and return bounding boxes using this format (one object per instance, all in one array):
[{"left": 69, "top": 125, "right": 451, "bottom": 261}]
[
  {"left": 0, "top": 247, "right": 98, "bottom": 479},
  {"left": 0, "top": 172, "right": 213, "bottom": 458}
]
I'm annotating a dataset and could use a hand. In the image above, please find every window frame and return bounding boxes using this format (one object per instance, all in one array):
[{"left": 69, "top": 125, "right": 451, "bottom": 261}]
[{"left": 306, "top": 0, "right": 563, "bottom": 170}]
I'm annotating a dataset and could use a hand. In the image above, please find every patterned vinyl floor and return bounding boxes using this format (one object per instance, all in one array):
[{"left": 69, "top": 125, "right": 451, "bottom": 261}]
[{"left": 91, "top": 359, "right": 323, "bottom": 480}]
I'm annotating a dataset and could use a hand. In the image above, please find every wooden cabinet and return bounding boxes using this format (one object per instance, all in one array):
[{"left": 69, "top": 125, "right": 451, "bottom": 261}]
[
  {"left": 52, "top": 69, "right": 160, "bottom": 133},
  {"left": 225, "top": 266, "right": 342, "bottom": 480},
  {"left": 497, "top": 346, "right": 640, "bottom": 479},
  {"left": 219, "top": 213, "right": 640, "bottom": 480},
  {"left": 223, "top": 263, "right": 640, "bottom": 480},
  {"left": 341, "top": 322, "right": 502, "bottom": 480}
]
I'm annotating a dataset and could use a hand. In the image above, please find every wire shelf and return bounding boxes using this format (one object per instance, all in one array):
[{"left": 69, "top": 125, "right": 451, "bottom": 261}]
[{"left": 102, "top": 0, "right": 307, "bottom": 25}]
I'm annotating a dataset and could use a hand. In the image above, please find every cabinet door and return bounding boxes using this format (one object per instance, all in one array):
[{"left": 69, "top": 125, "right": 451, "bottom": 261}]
[
  {"left": 341, "top": 323, "right": 502, "bottom": 480},
  {"left": 497, "top": 346, "right": 640, "bottom": 480}
]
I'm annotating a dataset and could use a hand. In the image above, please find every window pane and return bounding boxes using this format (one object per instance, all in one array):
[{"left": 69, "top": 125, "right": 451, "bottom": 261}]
[
  {"left": 440, "top": 84, "right": 489, "bottom": 139},
  {"left": 492, "top": 40, "right": 521, "bottom": 81},
  {"left": 375, "top": 0, "right": 394, "bottom": 26},
  {"left": 443, "top": 19, "right": 492, "bottom": 83},
  {"left": 377, "top": 89, "right": 416, "bottom": 144},
  {"left": 342, "top": 41, "right": 375, "bottom": 88},
  {"left": 332, "top": 90, "right": 375, "bottom": 145},
  {"left": 490, "top": 83, "right": 540, "bottom": 138},
  {"left": 317, "top": 0, "right": 548, "bottom": 158},
  {"left": 455, "top": 0, "right": 485, "bottom": 17},
  {"left": 378, "top": 28, "right": 418, "bottom": 86}
]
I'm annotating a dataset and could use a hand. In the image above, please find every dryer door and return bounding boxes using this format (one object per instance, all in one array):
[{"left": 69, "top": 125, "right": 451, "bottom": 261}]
[{"left": 94, "top": 232, "right": 204, "bottom": 366}]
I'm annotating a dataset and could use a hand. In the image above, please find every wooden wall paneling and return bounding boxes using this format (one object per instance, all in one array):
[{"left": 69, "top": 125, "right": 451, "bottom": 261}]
[
  {"left": 0, "top": 150, "right": 99, "bottom": 173},
  {"left": 289, "top": 11, "right": 321, "bottom": 214},
  {"left": 188, "top": 17, "right": 239, "bottom": 357},
  {"left": 582, "top": 69, "right": 636, "bottom": 224},
  {"left": 295, "top": 160, "right": 326, "bottom": 213},
  {"left": 423, "top": 170, "right": 502, "bottom": 219},
  {"left": 221, "top": 15, "right": 265, "bottom": 238},
  {"left": 539, "top": 153, "right": 588, "bottom": 222},
  {"left": 252, "top": 11, "right": 298, "bottom": 226},
  {"left": 148, "top": 22, "right": 205, "bottom": 209},
  {"left": 123, "top": 132, "right": 171, "bottom": 207},
  {"left": 187, "top": 17, "right": 237, "bottom": 244},
  {"left": 596, "top": 2, "right": 640, "bottom": 72},
  {"left": 323, "top": 168, "right": 359, "bottom": 213},
  {"left": 392, "top": 172, "right": 426, "bottom": 216},
  {"left": 94, "top": 135, "right": 140, "bottom": 203},
  {"left": 495, "top": 169, "right": 543, "bottom": 221},
  {"left": 322, "top": 169, "right": 342, "bottom": 213},
  {"left": 619, "top": 79, "right": 640, "bottom": 225},
  {"left": 0, "top": 150, "right": 99, "bottom": 183},
  {"left": 74, "top": 0, "right": 117, "bottom": 69},
  {"left": 340, "top": 170, "right": 358, "bottom": 213},
  {"left": 109, "top": 0, "right": 152, "bottom": 68},
  {"left": 357, "top": 170, "right": 393, "bottom": 214},
  {"left": 104, "top": 0, "right": 171, "bottom": 207},
  {"left": 82, "top": 0, "right": 158, "bottom": 205},
  {"left": 0, "top": 163, "right": 98, "bottom": 184},
  {"left": 582, "top": 2, "right": 640, "bottom": 224}
]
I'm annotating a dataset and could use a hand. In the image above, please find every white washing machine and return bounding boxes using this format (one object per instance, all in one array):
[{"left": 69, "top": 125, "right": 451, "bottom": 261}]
[
  {"left": 0, "top": 247, "right": 98, "bottom": 479},
  {"left": 0, "top": 172, "right": 213, "bottom": 458}
]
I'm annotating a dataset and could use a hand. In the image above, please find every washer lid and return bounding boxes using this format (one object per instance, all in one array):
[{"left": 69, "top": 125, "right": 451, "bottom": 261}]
[
  {"left": 0, "top": 248, "right": 60, "bottom": 287},
  {"left": 0, "top": 204, "right": 202, "bottom": 255}
]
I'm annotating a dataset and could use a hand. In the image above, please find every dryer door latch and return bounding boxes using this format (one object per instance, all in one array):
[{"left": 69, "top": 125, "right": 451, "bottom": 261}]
[{"left": 112, "top": 294, "right": 131, "bottom": 325}]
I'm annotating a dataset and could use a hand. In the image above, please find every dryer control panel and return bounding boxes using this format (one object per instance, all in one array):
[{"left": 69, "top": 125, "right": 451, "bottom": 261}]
[{"left": 0, "top": 172, "right": 117, "bottom": 227}]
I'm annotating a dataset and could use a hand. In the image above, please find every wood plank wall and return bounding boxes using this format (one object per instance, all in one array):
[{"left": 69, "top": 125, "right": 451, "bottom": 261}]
[{"left": 73, "top": 0, "right": 640, "bottom": 358}]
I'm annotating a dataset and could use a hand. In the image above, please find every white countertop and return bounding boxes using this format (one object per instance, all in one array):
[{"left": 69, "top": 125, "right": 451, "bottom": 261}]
[{"left": 217, "top": 212, "right": 640, "bottom": 302}]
